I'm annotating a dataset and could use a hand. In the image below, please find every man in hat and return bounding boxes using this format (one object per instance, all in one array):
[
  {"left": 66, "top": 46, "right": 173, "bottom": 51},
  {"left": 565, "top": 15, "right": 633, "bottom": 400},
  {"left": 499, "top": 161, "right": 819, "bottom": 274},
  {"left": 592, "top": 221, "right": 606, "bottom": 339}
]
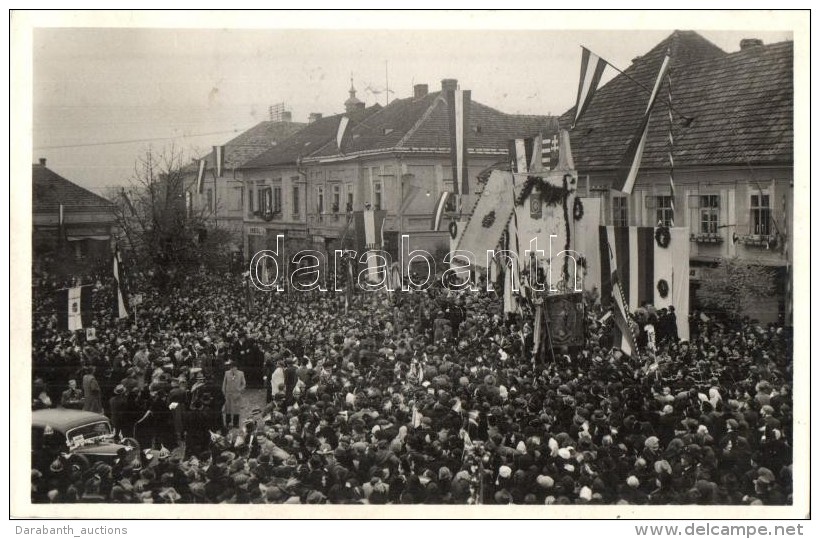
[
  {"left": 81, "top": 365, "right": 103, "bottom": 414},
  {"left": 222, "top": 361, "right": 246, "bottom": 429}
]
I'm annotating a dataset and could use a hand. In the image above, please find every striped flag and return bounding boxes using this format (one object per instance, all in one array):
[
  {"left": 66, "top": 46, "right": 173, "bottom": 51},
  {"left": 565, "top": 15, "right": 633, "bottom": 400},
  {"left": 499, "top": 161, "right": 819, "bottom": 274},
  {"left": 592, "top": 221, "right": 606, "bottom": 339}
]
[
  {"left": 614, "top": 52, "right": 671, "bottom": 194},
  {"left": 665, "top": 63, "right": 677, "bottom": 224},
  {"left": 336, "top": 116, "right": 350, "bottom": 152},
  {"left": 509, "top": 137, "right": 533, "bottom": 174},
  {"left": 196, "top": 159, "right": 207, "bottom": 194},
  {"left": 610, "top": 270, "right": 638, "bottom": 356},
  {"left": 56, "top": 286, "right": 92, "bottom": 331},
  {"left": 446, "top": 88, "right": 471, "bottom": 195},
  {"left": 598, "top": 225, "right": 690, "bottom": 341},
  {"left": 431, "top": 191, "right": 451, "bottom": 231},
  {"left": 213, "top": 146, "right": 226, "bottom": 178},
  {"left": 573, "top": 47, "right": 608, "bottom": 128},
  {"left": 113, "top": 248, "right": 129, "bottom": 319}
]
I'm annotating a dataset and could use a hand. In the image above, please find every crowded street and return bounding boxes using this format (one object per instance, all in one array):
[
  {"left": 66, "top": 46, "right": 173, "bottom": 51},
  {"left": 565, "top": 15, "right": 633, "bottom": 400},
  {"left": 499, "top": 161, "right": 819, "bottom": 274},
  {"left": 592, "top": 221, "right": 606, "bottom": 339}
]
[{"left": 30, "top": 268, "right": 793, "bottom": 505}]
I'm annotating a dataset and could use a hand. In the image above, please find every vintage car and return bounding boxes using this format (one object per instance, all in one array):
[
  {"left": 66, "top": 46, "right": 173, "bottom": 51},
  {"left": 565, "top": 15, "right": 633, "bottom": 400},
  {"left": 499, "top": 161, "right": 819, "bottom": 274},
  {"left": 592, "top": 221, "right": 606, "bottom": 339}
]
[{"left": 31, "top": 408, "right": 140, "bottom": 471}]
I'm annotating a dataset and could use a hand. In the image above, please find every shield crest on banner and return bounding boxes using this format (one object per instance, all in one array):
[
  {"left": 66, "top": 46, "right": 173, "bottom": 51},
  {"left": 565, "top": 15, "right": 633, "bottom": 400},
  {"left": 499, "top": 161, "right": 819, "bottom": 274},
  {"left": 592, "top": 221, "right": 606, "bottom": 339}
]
[{"left": 544, "top": 292, "right": 585, "bottom": 348}]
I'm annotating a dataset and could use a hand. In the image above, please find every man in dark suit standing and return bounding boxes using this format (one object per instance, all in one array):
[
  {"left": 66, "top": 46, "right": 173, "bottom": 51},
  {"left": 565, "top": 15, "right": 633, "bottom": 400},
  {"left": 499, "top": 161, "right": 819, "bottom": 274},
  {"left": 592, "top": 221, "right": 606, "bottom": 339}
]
[{"left": 221, "top": 361, "right": 246, "bottom": 429}]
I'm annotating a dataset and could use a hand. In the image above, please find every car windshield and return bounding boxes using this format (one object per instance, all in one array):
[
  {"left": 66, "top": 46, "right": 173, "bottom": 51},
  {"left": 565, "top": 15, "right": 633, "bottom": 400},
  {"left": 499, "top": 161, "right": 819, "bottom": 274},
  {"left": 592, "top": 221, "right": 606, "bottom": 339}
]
[{"left": 65, "top": 421, "right": 112, "bottom": 446}]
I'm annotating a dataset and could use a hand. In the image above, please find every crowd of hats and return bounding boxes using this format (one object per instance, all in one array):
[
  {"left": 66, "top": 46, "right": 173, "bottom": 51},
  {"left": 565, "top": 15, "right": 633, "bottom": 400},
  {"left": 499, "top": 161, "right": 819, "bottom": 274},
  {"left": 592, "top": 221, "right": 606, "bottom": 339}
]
[{"left": 30, "top": 271, "right": 792, "bottom": 504}]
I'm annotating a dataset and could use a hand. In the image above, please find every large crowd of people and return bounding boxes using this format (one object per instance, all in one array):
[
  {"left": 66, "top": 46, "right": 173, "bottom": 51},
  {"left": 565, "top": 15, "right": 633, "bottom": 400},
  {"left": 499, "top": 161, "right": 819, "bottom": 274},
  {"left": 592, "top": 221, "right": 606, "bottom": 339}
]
[{"left": 30, "top": 266, "right": 793, "bottom": 505}]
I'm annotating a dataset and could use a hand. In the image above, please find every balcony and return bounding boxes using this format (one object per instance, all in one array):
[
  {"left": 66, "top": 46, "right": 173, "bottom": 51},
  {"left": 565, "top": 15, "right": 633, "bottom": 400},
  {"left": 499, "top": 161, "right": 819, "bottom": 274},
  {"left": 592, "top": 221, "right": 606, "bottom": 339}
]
[
  {"left": 738, "top": 234, "right": 777, "bottom": 249},
  {"left": 690, "top": 232, "right": 723, "bottom": 244}
]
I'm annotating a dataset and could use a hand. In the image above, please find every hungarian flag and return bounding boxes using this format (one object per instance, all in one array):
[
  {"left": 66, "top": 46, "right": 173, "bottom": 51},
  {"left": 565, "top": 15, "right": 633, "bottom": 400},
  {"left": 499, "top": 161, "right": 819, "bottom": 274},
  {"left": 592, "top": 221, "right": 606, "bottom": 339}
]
[
  {"left": 609, "top": 271, "right": 638, "bottom": 356},
  {"left": 508, "top": 137, "right": 542, "bottom": 174},
  {"left": 113, "top": 248, "right": 129, "bottom": 319},
  {"left": 573, "top": 47, "right": 608, "bottom": 128},
  {"left": 446, "top": 88, "right": 471, "bottom": 195},
  {"left": 213, "top": 145, "right": 226, "bottom": 178},
  {"left": 431, "top": 191, "right": 451, "bottom": 231},
  {"left": 56, "top": 286, "right": 92, "bottom": 331},
  {"left": 614, "top": 52, "right": 671, "bottom": 194},
  {"left": 196, "top": 159, "right": 207, "bottom": 194},
  {"left": 598, "top": 225, "right": 690, "bottom": 340},
  {"left": 336, "top": 116, "right": 350, "bottom": 152}
]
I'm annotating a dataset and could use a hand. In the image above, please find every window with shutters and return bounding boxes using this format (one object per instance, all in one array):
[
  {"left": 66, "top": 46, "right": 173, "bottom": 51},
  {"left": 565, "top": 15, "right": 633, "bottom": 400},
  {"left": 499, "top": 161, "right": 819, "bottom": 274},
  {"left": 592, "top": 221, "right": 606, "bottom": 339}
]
[
  {"left": 248, "top": 187, "right": 255, "bottom": 215},
  {"left": 273, "top": 186, "right": 282, "bottom": 213},
  {"left": 317, "top": 186, "right": 324, "bottom": 214},
  {"left": 292, "top": 185, "right": 300, "bottom": 217}
]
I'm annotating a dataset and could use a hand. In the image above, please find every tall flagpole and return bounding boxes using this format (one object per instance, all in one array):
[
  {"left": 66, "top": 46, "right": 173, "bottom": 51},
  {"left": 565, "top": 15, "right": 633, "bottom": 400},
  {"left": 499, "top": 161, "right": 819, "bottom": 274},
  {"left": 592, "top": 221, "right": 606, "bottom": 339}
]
[{"left": 666, "top": 49, "right": 677, "bottom": 226}]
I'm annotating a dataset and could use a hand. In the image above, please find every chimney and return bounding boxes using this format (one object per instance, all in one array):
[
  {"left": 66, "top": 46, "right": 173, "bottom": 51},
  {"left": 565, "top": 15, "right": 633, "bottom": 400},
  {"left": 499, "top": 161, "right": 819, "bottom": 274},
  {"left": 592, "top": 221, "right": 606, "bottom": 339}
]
[
  {"left": 740, "top": 38, "right": 764, "bottom": 50},
  {"left": 39, "top": 158, "right": 46, "bottom": 167},
  {"left": 413, "top": 84, "right": 429, "bottom": 99},
  {"left": 281, "top": 111, "right": 292, "bottom": 122},
  {"left": 441, "top": 79, "right": 458, "bottom": 92},
  {"left": 308, "top": 112, "right": 323, "bottom": 124}
]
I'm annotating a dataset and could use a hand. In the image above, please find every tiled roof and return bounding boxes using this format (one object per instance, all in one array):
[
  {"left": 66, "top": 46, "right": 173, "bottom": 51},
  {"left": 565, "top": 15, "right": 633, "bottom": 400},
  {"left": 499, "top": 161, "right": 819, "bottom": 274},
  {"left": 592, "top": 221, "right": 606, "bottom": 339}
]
[
  {"left": 559, "top": 31, "right": 793, "bottom": 170},
  {"left": 33, "top": 163, "right": 113, "bottom": 209},
  {"left": 193, "top": 120, "right": 307, "bottom": 173},
  {"left": 309, "top": 91, "right": 554, "bottom": 158},
  {"left": 240, "top": 105, "right": 383, "bottom": 169}
]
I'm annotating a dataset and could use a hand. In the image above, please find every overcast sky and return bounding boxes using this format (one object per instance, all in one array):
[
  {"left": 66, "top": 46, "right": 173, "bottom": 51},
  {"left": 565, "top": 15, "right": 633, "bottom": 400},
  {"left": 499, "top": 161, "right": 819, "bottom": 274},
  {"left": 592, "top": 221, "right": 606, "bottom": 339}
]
[{"left": 28, "top": 13, "right": 794, "bottom": 194}]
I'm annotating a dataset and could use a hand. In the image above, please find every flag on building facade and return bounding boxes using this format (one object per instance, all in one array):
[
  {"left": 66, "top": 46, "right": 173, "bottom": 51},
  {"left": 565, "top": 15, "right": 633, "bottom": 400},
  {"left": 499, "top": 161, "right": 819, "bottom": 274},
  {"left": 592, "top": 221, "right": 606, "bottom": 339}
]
[
  {"left": 613, "top": 52, "right": 671, "bottom": 194},
  {"left": 113, "top": 248, "right": 129, "bottom": 319},
  {"left": 196, "top": 159, "right": 207, "bottom": 194},
  {"left": 446, "top": 88, "right": 471, "bottom": 195},
  {"left": 336, "top": 116, "right": 350, "bottom": 152},
  {"left": 431, "top": 191, "right": 451, "bottom": 231},
  {"left": 598, "top": 225, "right": 690, "bottom": 341},
  {"left": 213, "top": 145, "right": 226, "bottom": 178},
  {"left": 56, "top": 286, "right": 92, "bottom": 331},
  {"left": 573, "top": 47, "right": 608, "bottom": 128}
]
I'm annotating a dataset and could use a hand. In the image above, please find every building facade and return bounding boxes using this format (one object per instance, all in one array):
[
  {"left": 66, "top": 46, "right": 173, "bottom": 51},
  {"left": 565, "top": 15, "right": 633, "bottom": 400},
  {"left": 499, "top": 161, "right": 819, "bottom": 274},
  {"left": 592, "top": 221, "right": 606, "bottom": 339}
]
[
  {"left": 32, "top": 158, "right": 117, "bottom": 279},
  {"left": 183, "top": 117, "right": 306, "bottom": 253},
  {"left": 240, "top": 79, "right": 554, "bottom": 267},
  {"left": 560, "top": 31, "right": 793, "bottom": 322}
]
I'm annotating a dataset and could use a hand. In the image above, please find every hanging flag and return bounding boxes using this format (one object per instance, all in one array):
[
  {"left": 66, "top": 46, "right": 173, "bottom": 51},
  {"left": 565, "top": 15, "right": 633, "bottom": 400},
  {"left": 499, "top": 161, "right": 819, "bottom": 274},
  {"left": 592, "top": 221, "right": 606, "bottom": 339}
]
[
  {"left": 446, "top": 88, "right": 471, "bottom": 195},
  {"left": 431, "top": 191, "right": 451, "bottom": 231},
  {"left": 196, "top": 159, "right": 207, "bottom": 194},
  {"left": 363, "top": 209, "right": 381, "bottom": 281},
  {"left": 613, "top": 52, "right": 671, "bottom": 194},
  {"left": 508, "top": 138, "right": 535, "bottom": 174},
  {"left": 529, "top": 134, "right": 544, "bottom": 173},
  {"left": 598, "top": 225, "right": 690, "bottom": 341},
  {"left": 336, "top": 116, "right": 350, "bottom": 152},
  {"left": 665, "top": 62, "right": 677, "bottom": 224},
  {"left": 57, "top": 203, "right": 66, "bottom": 247},
  {"left": 113, "top": 248, "right": 129, "bottom": 319},
  {"left": 213, "top": 146, "right": 226, "bottom": 178},
  {"left": 573, "top": 47, "right": 608, "bottom": 128},
  {"left": 56, "top": 286, "right": 92, "bottom": 331}
]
